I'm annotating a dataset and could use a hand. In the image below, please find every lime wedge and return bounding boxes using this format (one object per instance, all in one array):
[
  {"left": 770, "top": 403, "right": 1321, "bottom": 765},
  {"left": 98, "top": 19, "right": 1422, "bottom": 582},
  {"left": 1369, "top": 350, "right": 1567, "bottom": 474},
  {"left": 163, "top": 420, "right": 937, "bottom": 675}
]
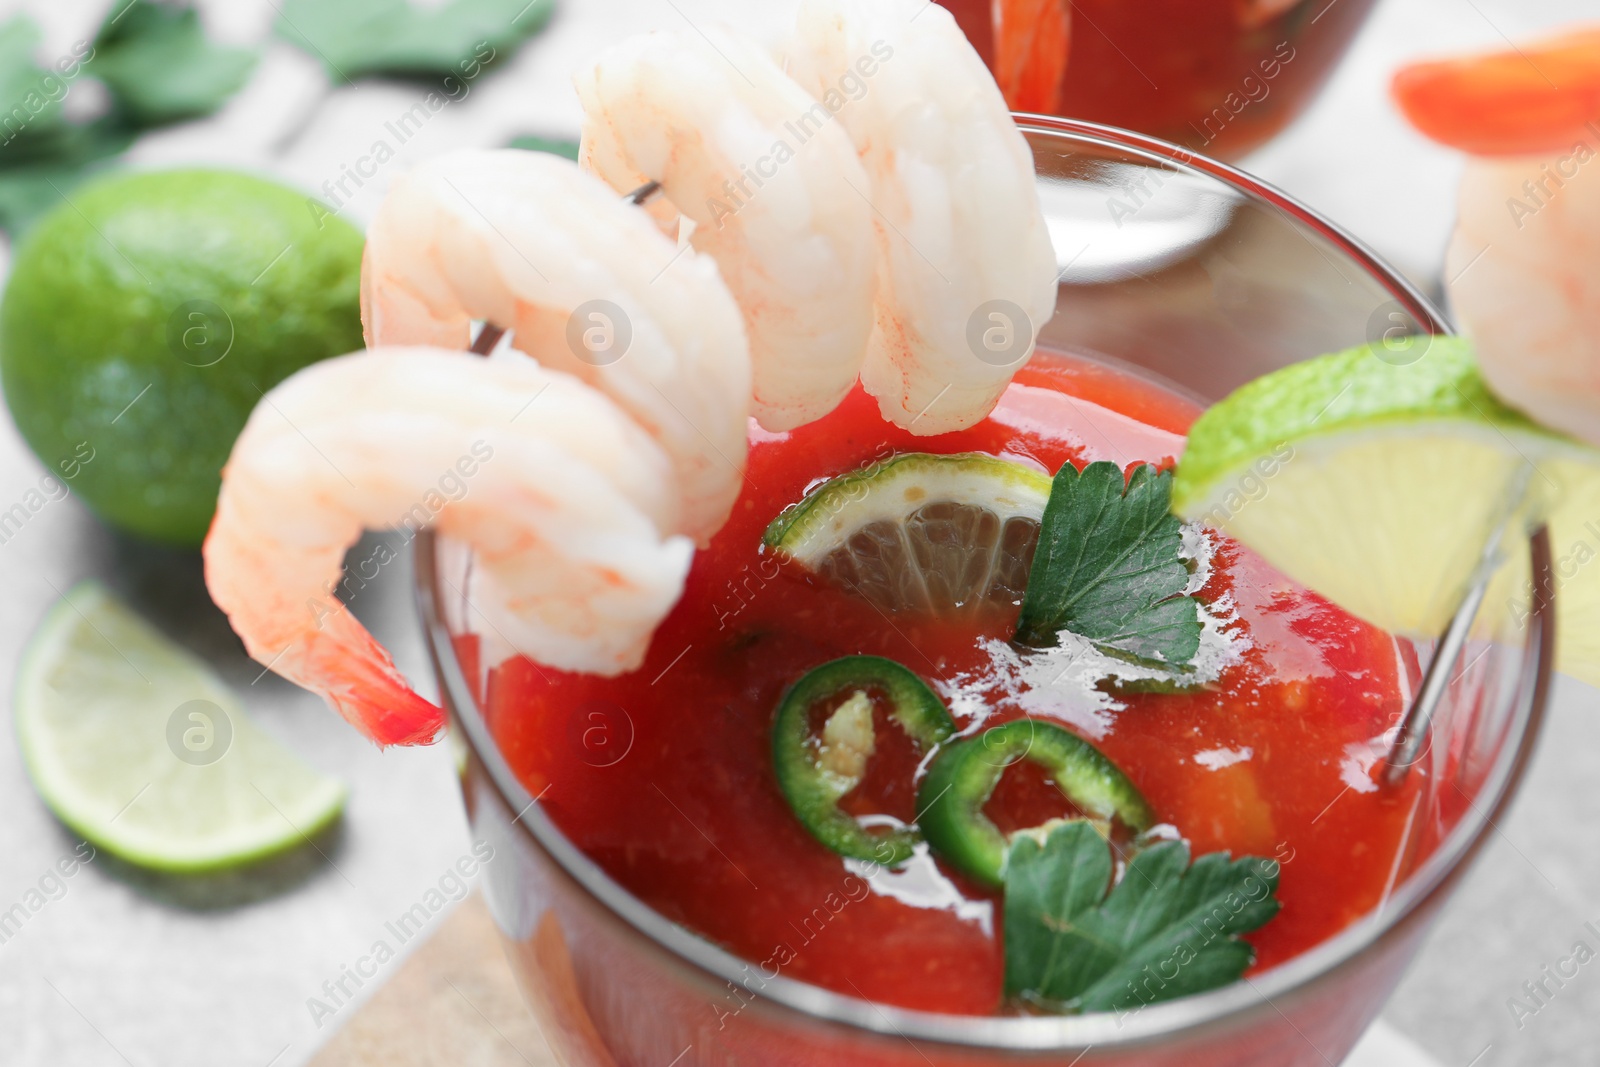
[
  {"left": 1172, "top": 336, "right": 1600, "bottom": 684},
  {"left": 16, "top": 582, "right": 347, "bottom": 872},
  {"left": 763, "top": 452, "right": 1052, "bottom": 613}
]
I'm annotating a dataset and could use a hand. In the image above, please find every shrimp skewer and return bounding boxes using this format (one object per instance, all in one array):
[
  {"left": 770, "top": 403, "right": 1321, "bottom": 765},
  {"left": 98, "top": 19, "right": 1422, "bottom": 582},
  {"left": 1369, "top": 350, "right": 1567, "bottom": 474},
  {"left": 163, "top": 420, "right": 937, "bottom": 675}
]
[
  {"left": 207, "top": 2, "right": 1065, "bottom": 746},
  {"left": 203, "top": 348, "right": 693, "bottom": 746},
  {"left": 361, "top": 150, "right": 751, "bottom": 542},
  {"left": 575, "top": 27, "right": 878, "bottom": 432},
  {"left": 784, "top": 0, "right": 1059, "bottom": 436},
  {"left": 1393, "top": 29, "right": 1600, "bottom": 447}
]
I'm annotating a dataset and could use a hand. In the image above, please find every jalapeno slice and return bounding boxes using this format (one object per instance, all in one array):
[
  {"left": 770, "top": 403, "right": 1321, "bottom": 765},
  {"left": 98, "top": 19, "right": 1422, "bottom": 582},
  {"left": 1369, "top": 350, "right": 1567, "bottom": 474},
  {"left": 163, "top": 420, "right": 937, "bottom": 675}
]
[
  {"left": 918, "top": 718, "right": 1154, "bottom": 887},
  {"left": 772, "top": 656, "right": 957, "bottom": 866}
]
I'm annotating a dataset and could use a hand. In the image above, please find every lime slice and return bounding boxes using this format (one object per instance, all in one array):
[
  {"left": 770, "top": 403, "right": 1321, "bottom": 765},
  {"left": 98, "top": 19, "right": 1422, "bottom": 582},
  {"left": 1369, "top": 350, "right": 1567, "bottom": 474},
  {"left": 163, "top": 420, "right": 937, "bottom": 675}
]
[
  {"left": 16, "top": 582, "right": 347, "bottom": 872},
  {"left": 1171, "top": 336, "right": 1600, "bottom": 684},
  {"left": 763, "top": 452, "right": 1052, "bottom": 612}
]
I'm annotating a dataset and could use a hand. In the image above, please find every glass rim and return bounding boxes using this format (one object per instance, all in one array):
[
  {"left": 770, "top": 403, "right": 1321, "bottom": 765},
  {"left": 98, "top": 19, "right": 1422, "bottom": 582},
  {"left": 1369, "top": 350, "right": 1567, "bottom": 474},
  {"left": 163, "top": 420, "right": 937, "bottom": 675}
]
[{"left": 414, "top": 115, "right": 1553, "bottom": 1052}]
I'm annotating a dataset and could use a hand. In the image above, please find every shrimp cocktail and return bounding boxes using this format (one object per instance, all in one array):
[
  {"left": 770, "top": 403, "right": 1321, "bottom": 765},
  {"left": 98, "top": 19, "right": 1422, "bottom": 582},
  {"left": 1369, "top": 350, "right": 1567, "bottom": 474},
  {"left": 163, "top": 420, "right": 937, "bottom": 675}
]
[{"left": 201, "top": 5, "right": 1593, "bottom": 1065}]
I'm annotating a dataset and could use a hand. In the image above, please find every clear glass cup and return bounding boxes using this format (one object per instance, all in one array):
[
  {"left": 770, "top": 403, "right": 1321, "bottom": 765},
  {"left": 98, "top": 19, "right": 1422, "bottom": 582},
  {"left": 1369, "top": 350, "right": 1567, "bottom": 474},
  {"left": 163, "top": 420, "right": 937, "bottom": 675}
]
[{"left": 415, "top": 117, "right": 1555, "bottom": 1067}]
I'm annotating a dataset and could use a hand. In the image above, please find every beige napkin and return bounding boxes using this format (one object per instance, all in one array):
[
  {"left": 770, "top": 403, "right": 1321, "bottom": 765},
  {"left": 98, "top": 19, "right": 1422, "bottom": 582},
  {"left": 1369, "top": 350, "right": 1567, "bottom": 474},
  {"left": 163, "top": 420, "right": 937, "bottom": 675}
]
[{"left": 307, "top": 892, "right": 556, "bottom": 1066}]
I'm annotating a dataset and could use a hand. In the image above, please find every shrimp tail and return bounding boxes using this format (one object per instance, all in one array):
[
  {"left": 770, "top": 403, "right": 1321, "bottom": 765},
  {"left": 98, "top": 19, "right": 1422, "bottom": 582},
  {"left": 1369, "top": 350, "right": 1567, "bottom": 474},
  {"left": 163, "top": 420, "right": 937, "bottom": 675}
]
[
  {"left": 203, "top": 506, "right": 446, "bottom": 748},
  {"left": 310, "top": 610, "right": 447, "bottom": 746},
  {"left": 204, "top": 347, "right": 691, "bottom": 748},
  {"left": 1393, "top": 28, "right": 1600, "bottom": 156}
]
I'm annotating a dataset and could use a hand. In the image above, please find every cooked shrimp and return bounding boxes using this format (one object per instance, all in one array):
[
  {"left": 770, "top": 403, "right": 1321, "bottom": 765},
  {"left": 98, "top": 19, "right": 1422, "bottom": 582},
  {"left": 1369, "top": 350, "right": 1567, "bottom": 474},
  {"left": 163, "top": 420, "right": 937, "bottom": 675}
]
[
  {"left": 203, "top": 347, "right": 693, "bottom": 746},
  {"left": 784, "top": 0, "right": 1059, "bottom": 435},
  {"left": 1393, "top": 29, "right": 1600, "bottom": 446},
  {"left": 574, "top": 27, "right": 878, "bottom": 432},
  {"left": 361, "top": 149, "right": 750, "bottom": 542}
]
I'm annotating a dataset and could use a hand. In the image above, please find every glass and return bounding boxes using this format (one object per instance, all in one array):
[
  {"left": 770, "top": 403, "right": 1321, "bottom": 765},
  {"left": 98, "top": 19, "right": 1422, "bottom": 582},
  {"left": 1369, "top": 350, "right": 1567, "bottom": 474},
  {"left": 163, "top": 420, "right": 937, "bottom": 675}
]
[
  {"left": 937, "top": 0, "right": 1380, "bottom": 159},
  {"left": 415, "top": 117, "right": 1555, "bottom": 1066}
]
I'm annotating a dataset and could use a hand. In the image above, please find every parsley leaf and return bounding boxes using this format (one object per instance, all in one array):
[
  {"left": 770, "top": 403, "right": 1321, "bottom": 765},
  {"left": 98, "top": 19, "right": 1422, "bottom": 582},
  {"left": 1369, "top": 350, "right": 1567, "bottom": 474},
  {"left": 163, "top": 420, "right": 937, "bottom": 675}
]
[
  {"left": 275, "top": 0, "right": 554, "bottom": 80},
  {"left": 1003, "top": 820, "right": 1279, "bottom": 1013},
  {"left": 1014, "top": 461, "right": 1201, "bottom": 668},
  {"left": 92, "top": 1, "right": 258, "bottom": 125}
]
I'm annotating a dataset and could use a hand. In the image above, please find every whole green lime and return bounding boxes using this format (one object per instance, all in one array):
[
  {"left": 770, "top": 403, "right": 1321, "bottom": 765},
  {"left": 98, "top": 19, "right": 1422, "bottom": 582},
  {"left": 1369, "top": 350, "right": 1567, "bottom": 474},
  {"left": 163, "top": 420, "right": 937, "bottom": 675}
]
[{"left": 0, "top": 169, "right": 363, "bottom": 546}]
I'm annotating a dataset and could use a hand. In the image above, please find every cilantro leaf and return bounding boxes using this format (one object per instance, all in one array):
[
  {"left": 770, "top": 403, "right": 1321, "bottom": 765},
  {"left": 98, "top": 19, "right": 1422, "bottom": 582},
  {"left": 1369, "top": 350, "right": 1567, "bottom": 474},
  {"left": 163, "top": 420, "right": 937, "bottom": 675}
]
[
  {"left": 92, "top": 1, "right": 258, "bottom": 125},
  {"left": 275, "top": 0, "right": 554, "bottom": 81},
  {"left": 1003, "top": 821, "right": 1279, "bottom": 1013},
  {"left": 1014, "top": 461, "right": 1201, "bottom": 668}
]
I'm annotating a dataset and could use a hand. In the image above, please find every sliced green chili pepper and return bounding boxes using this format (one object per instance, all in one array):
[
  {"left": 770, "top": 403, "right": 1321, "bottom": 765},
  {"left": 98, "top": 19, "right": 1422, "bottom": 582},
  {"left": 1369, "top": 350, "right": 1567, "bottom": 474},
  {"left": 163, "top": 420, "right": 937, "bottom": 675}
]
[
  {"left": 918, "top": 718, "right": 1154, "bottom": 887},
  {"left": 773, "top": 655, "right": 956, "bottom": 866}
]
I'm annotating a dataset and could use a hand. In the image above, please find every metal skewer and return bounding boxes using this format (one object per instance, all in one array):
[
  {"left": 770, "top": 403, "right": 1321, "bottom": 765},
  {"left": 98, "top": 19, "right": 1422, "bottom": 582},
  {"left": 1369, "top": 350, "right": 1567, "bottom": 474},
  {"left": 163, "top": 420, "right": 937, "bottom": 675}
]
[
  {"left": 466, "top": 181, "right": 662, "bottom": 360},
  {"left": 1381, "top": 464, "right": 1542, "bottom": 787},
  {"left": 468, "top": 323, "right": 505, "bottom": 355},
  {"left": 456, "top": 180, "right": 669, "bottom": 630},
  {"left": 626, "top": 179, "right": 662, "bottom": 205}
]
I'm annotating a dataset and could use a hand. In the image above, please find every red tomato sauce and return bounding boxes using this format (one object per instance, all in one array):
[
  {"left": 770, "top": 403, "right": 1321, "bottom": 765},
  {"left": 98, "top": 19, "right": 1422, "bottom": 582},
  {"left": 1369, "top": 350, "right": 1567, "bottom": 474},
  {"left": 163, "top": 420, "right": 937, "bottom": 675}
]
[{"left": 486, "top": 351, "right": 1422, "bottom": 1016}]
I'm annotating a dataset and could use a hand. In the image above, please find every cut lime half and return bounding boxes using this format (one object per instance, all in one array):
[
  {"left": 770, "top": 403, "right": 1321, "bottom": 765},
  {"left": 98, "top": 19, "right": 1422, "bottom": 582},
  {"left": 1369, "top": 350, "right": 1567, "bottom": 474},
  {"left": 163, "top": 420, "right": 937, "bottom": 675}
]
[
  {"left": 16, "top": 582, "right": 347, "bottom": 872},
  {"left": 1172, "top": 336, "right": 1600, "bottom": 685},
  {"left": 763, "top": 452, "right": 1052, "bottom": 613}
]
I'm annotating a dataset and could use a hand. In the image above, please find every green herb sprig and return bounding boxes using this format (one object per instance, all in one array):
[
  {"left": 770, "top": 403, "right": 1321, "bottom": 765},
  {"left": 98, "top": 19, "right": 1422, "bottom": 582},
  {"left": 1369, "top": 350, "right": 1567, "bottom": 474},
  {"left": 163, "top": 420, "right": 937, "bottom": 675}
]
[
  {"left": 1003, "top": 821, "right": 1280, "bottom": 1013},
  {"left": 274, "top": 0, "right": 554, "bottom": 81},
  {"left": 1014, "top": 461, "right": 1202, "bottom": 670},
  {"left": 0, "top": 2, "right": 257, "bottom": 233},
  {"left": 92, "top": 1, "right": 257, "bottom": 125}
]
